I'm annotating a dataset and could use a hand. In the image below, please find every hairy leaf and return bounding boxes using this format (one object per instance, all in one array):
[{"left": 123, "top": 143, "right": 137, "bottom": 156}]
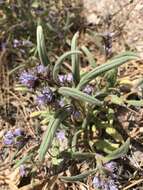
[
  {"left": 39, "top": 109, "right": 70, "bottom": 161},
  {"left": 104, "top": 68, "right": 118, "bottom": 87},
  {"left": 112, "top": 51, "right": 137, "bottom": 59},
  {"left": 95, "top": 139, "right": 119, "bottom": 154},
  {"left": 53, "top": 50, "right": 81, "bottom": 82},
  {"left": 59, "top": 169, "right": 97, "bottom": 182},
  {"left": 58, "top": 87, "right": 102, "bottom": 105},
  {"left": 126, "top": 100, "right": 143, "bottom": 107},
  {"left": 78, "top": 53, "right": 138, "bottom": 89},
  {"left": 71, "top": 32, "right": 80, "bottom": 85},
  {"left": 106, "top": 95, "right": 125, "bottom": 105},
  {"left": 37, "top": 25, "right": 49, "bottom": 66},
  {"left": 104, "top": 138, "right": 130, "bottom": 162},
  {"left": 72, "top": 130, "right": 82, "bottom": 152},
  {"left": 14, "top": 153, "right": 33, "bottom": 169},
  {"left": 106, "top": 127, "right": 124, "bottom": 143}
]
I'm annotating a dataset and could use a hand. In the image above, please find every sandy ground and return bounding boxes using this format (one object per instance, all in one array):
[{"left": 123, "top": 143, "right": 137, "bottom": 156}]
[{"left": 82, "top": 0, "right": 143, "bottom": 58}]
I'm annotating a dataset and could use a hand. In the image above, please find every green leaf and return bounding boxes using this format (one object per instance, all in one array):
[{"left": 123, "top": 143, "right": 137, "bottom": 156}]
[
  {"left": 112, "top": 51, "right": 138, "bottom": 59},
  {"left": 13, "top": 146, "right": 38, "bottom": 169},
  {"left": 78, "top": 53, "right": 138, "bottom": 89},
  {"left": 72, "top": 152, "right": 96, "bottom": 159},
  {"left": 104, "top": 68, "right": 118, "bottom": 87},
  {"left": 38, "top": 109, "right": 69, "bottom": 161},
  {"left": 58, "top": 87, "right": 102, "bottom": 105},
  {"left": 40, "top": 117, "right": 51, "bottom": 125},
  {"left": 8, "top": 64, "right": 25, "bottom": 75},
  {"left": 71, "top": 32, "right": 80, "bottom": 86},
  {"left": 81, "top": 45, "right": 96, "bottom": 68},
  {"left": 95, "top": 139, "right": 119, "bottom": 154},
  {"left": 106, "top": 127, "right": 124, "bottom": 143},
  {"left": 71, "top": 130, "right": 82, "bottom": 152},
  {"left": 13, "top": 153, "right": 33, "bottom": 169},
  {"left": 14, "top": 85, "right": 29, "bottom": 92},
  {"left": 37, "top": 25, "right": 49, "bottom": 66},
  {"left": 30, "top": 110, "right": 50, "bottom": 118},
  {"left": 53, "top": 50, "right": 81, "bottom": 82},
  {"left": 104, "top": 138, "right": 130, "bottom": 162},
  {"left": 59, "top": 169, "right": 97, "bottom": 182},
  {"left": 126, "top": 100, "right": 143, "bottom": 107},
  {"left": 30, "top": 111, "right": 43, "bottom": 117},
  {"left": 106, "top": 95, "right": 125, "bottom": 105}
]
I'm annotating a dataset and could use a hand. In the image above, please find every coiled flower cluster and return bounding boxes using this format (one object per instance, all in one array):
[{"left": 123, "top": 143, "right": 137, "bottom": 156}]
[{"left": 3, "top": 128, "right": 25, "bottom": 148}]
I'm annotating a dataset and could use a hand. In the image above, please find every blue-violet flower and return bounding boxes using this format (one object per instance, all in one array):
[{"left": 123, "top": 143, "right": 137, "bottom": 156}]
[
  {"left": 3, "top": 131, "right": 14, "bottom": 145},
  {"left": 36, "top": 64, "right": 47, "bottom": 74},
  {"left": 83, "top": 85, "right": 93, "bottom": 95},
  {"left": 36, "top": 87, "right": 53, "bottom": 106},
  {"left": 56, "top": 131, "right": 66, "bottom": 141},
  {"left": 19, "top": 71, "right": 37, "bottom": 88},
  {"left": 58, "top": 73, "right": 73, "bottom": 84}
]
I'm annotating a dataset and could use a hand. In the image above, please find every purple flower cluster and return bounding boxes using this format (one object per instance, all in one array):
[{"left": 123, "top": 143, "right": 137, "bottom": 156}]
[
  {"left": 93, "top": 161, "right": 118, "bottom": 190},
  {"left": 72, "top": 110, "right": 82, "bottom": 122},
  {"left": 13, "top": 39, "right": 21, "bottom": 48},
  {"left": 36, "top": 64, "right": 48, "bottom": 74},
  {"left": 3, "top": 128, "right": 24, "bottom": 146},
  {"left": 83, "top": 84, "right": 94, "bottom": 95},
  {"left": 3, "top": 131, "right": 14, "bottom": 145},
  {"left": 36, "top": 87, "right": 54, "bottom": 106},
  {"left": 93, "top": 176, "right": 118, "bottom": 190},
  {"left": 58, "top": 73, "right": 73, "bottom": 84},
  {"left": 19, "top": 165, "right": 26, "bottom": 177},
  {"left": 56, "top": 131, "right": 65, "bottom": 141},
  {"left": 19, "top": 71, "right": 37, "bottom": 88},
  {"left": 13, "top": 39, "right": 33, "bottom": 48},
  {"left": 104, "top": 161, "right": 117, "bottom": 174}
]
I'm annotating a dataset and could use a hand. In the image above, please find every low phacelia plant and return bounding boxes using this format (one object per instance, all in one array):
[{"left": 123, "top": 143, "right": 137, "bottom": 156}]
[{"left": 16, "top": 25, "right": 138, "bottom": 184}]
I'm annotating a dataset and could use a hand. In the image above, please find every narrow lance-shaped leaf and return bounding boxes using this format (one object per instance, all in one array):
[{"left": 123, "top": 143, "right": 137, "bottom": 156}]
[
  {"left": 58, "top": 87, "right": 102, "bottom": 106},
  {"left": 112, "top": 51, "right": 137, "bottom": 60},
  {"left": 14, "top": 153, "right": 33, "bottom": 169},
  {"left": 37, "top": 25, "right": 49, "bottom": 66},
  {"left": 53, "top": 50, "right": 81, "bottom": 82},
  {"left": 104, "top": 138, "right": 130, "bottom": 162},
  {"left": 104, "top": 68, "right": 118, "bottom": 87},
  {"left": 126, "top": 100, "right": 143, "bottom": 107},
  {"left": 72, "top": 152, "right": 96, "bottom": 159},
  {"left": 95, "top": 139, "right": 119, "bottom": 154},
  {"left": 106, "top": 127, "right": 124, "bottom": 143},
  {"left": 78, "top": 53, "right": 138, "bottom": 89},
  {"left": 13, "top": 146, "right": 38, "bottom": 169},
  {"left": 71, "top": 32, "right": 80, "bottom": 86},
  {"left": 71, "top": 130, "right": 82, "bottom": 152},
  {"left": 106, "top": 95, "right": 125, "bottom": 106},
  {"left": 59, "top": 169, "right": 97, "bottom": 182},
  {"left": 38, "top": 108, "right": 70, "bottom": 161}
]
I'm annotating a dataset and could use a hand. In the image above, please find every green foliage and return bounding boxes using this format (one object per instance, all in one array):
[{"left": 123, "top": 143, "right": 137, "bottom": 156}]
[
  {"left": 37, "top": 25, "right": 49, "bottom": 66},
  {"left": 60, "top": 169, "right": 97, "bottom": 182},
  {"left": 94, "top": 139, "right": 119, "bottom": 154},
  {"left": 38, "top": 107, "right": 71, "bottom": 161},
  {"left": 104, "top": 138, "right": 130, "bottom": 162},
  {"left": 104, "top": 68, "right": 118, "bottom": 87},
  {"left": 71, "top": 32, "right": 80, "bottom": 85},
  {"left": 77, "top": 53, "right": 138, "bottom": 89},
  {"left": 53, "top": 50, "right": 81, "bottom": 82},
  {"left": 12, "top": 14, "right": 139, "bottom": 181},
  {"left": 58, "top": 87, "right": 102, "bottom": 105}
]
